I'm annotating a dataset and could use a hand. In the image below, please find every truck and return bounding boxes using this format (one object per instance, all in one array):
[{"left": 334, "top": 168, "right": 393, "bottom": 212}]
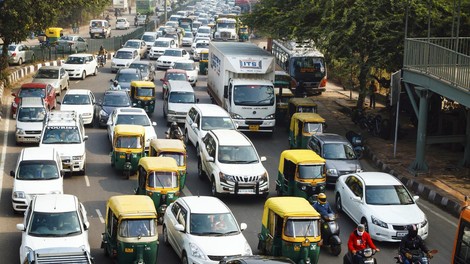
[
  {"left": 207, "top": 42, "right": 276, "bottom": 133},
  {"left": 112, "top": 0, "right": 129, "bottom": 12},
  {"left": 213, "top": 17, "right": 238, "bottom": 41}
]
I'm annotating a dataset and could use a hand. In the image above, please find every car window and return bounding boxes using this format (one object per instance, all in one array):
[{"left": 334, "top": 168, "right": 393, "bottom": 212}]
[
  {"left": 17, "top": 160, "right": 59, "bottom": 180},
  {"left": 168, "top": 92, "right": 196, "bottom": 103},
  {"left": 171, "top": 201, "right": 181, "bottom": 217},
  {"left": 366, "top": 185, "right": 415, "bottom": 205},
  {"left": 201, "top": 116, "right": 234, "bottom": 130},
  {"left": 28, "top": 211, "right": 82, "bottom": 237},
  {"left": 42, "top": 127, "right": 81, "bottom": 144},
  {"left": 188, "top": 107, "right": 197, "bottom": 121},
  {"left": 103, "top": 94, "right": 130, "bottom": 107},
  {"left": 346, "top": 176, "right": 363, "bottom": 198},
  {"left": 63, "top": 94, "right": 91, "bottom": 105},
  {"left": 17, "top": 107, "right": 46, "bottom": 122},
  {"left": 190, "top": 213, "right": 239, "bottom": 235},
  {"left": 116, "top": 114, "right": 150, "bottom": 126},
  {"left": 177, "top": 207, "right": 187, "bottom": 228}
]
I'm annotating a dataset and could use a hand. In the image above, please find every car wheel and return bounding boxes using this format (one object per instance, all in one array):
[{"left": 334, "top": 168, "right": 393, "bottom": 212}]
[
  {"left": 57, "top": 86, "right": 62, "bottom": 97},
  {"left": 182, "top": 253, "right": 189, "bottom": 264},
  {"left": 162, "top": 225, "right": 170, "bottom": 246},
  {"left": 361, "top": 218, "right": 369, "bottom": 233},
  {"left": 93, "top": 67, "right": 98, "bottom": 76},
  {"left": 80, "top": 163, "right": 86, "bottom": 176},
  {"left": 335, "top": 194, "right": 343, "bottom": 213},
  {"left": 211, "top": 176, "right": 219, "bottom": 197},
  {"left": 31, "top": 54, "right": 36, "bottom": 63},
  {"left": 65, "top": 81, "right": 69, "bottom": 90},
  {"left": 18, "top": 58, "right": 23, "bottom": 65},
  {"left": 183, "top": 130, "right": 189, "bottom": 145},
  {"left": 74, "top": 47, "right": 78, "bottom": 54},
  {"left": 197, "top": 158, "right": 205, "bottom": 179},
  {"left": 81, "top": 71, "right": 86, "bottom": 80}
]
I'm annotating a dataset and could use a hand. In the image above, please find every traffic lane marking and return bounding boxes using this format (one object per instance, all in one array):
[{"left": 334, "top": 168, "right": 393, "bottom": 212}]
[
  {"left": 96, "top": 209, "right": 105, "bottom": 224},
  {"left": 84, "top": 175, "right": 90, "bottom": 187}
]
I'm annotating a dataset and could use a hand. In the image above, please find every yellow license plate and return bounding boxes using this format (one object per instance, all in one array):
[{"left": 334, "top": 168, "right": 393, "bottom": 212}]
[
  {"left": 124, "top": 248, "right": 134, "bottom": 253},
  {"left": 249, "top": 125, "right": 259, "bottom": 131},
  {"left": 119, "top": 155, "right": 125, "bottom": 158}
]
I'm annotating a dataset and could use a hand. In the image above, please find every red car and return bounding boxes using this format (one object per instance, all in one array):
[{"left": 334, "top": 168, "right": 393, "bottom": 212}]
[
  {"left": 160, "top": 69, "right": 188, "bottom": 99},
  {"left": 11, "top": 83, "right": 57, "bottom": 118}
]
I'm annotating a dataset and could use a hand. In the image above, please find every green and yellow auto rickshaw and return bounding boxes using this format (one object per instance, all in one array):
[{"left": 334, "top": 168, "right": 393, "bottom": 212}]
[
  {"left": 275, "top": 87, "right": 295, "bottom": 123},
  {"left": 258, "top": 197, "right": 322, "bottom": 264},
  {"left": 238, "top": 25, "right": 249, "bottom": 41},
  {"left": 130, "top": 81, "right": 156, "bottom": 115},
  {"left": 42, "top": 27, "right": 64, "bottom": 45},
  {"left": 275, "top": 149, "right": 326, "bottom": 202},
  {"left": 288, "top": 97, "right": 318, "bottom": 120},
  {"left": 199, "top": 49, "right": 209, "bottom": 75},
  {"left": 110, "top": 125, "right": 146, "bottom": 179},
  {"left": 149, "top": 138, "right": 187, "bottom": 189},
  {"left": 135, "top": 157, "right": 181, "bottom": 224},
  {"left": 289, "top": 113, "right": 326, "bottom": 149},
  {"left": 101, "top": 195, "right": 159, "bottom": 264}
]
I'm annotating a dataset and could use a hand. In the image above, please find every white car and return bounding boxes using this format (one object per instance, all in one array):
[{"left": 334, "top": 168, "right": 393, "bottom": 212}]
[
  {"left": 192, "top": 40, "right": 209, "bottom": 61},
  {"left": 111, "top": 48, "right": 140, "bottom": 73},
  {"left": 196, "top": 26, "right": 212, "bottom": 39},
  {"left": 182, "top": 32, "right": 194, "bottom": 47},
  {"left": 17, "top": 194, "right": 90, "bottom": 263},
  {"left": 198, "top": 130, "right": 269, "bottom": 197},
  {"left": 165, "top": 21, "right": 179, "bottom": 29},
  {"left": 123, "top": 39, "right": 147, "bottom": 59},
  {"left": 171, "top": 60, "right": 199, "bottom": 86},
  {"left": 15, "top": 97, "right": 47, "bottom": 144},
  {"left": 156, "top": 48, "right": 190, "bottom": 70},
  {"left": 62, "top": 54, "right": 98, "bottom": 80},
  {"left": 115, "top": 17, "right": 130, "bottom": 29},
  {"left": 148, "top": 37, "right": 178, "bottom": 60},
  {"left": 191, "top": 37, "right": 210, "bottom": 51},
  {"left": 59, "top": 89, "right": 95, "bottom": 125},
  {"left": 32, "top": 66, "right": 70, "bottom": 95},
  {"left": 107, "top": 108, "right": 157, "bottom": 151},
  {"left": 334, "top": 172, "right": 429, "bottom": 242},
  {"left": 141, "top": 31, "right": 159, "bottom": 51},
  {"left": 163, "top": 196, "right": 252, "bottom": 264}
]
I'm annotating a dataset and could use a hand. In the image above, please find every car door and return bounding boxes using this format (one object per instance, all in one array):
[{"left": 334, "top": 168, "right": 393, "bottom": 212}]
[
  {"left": 107, "top": 110, "right": 117, "bottom": 141},
  {"left": 60, "top": 68, "right": 69, "bottom": 89},
  {"left": 342, "top": 176, "right": 364, "bottom": 223},
  {"left": 186, "top": 107, "right": 197, "bottom": 145},
  {"left": 77, "top": 37, "right": 86, "bottom": 51},
  {"left": 173, "top": 206, "right": 188, "bottom": 256},
  {"left": 182, "top": 50, "right": 190, "bottom": 60},
  {"left": 201, "top": 135, "right": 216, "bottom": 178}
]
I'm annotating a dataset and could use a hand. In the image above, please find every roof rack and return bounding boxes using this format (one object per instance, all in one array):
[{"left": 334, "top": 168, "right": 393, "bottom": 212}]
[{"left": 46, "top": 110, "right": 78, "bottom": 123}]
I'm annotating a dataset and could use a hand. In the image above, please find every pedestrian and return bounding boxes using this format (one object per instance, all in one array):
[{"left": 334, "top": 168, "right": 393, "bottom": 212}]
[
  {"left": 368, "top": 80, "right": 377, "bottom": 109},
  {"left": 128, "top": 6, "right": 131, "bottom": 14}
]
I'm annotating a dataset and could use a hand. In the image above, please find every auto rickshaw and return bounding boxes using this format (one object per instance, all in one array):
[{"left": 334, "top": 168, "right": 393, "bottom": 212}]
[
  {"left": 135, "top": 157, "right": 181, "bottom": 224},
  {"left": 101, "top": 195, "right": 159, "bottom": 264},
  {"left": 110, "top": 125, "right": 146, "bottom": 179},
  {"left": 148, "top": 138, "right": 187, "bottom": 189},
  {"left": 38, "top": 27, "right": 64, "bottom": 45},
  {"left": 130, "top": 81, "right": 156, "bottom": 115},
  {"left": 275, "top": 87, "right": 295, "bottom": 123},
  {"left": 288, "top": 97, "right": 318, "bottom": 120},
  {"left": 199, "top": 49, "right": 209, "bottom": 75},
  {"left": 275, "top": 149, "right": 326, "bottom": 202},
  {"left": 258, "top": 197, "right": 322, "bottom": 264},
  {"left": 289, "top": 113, "right": 326, "bottom": 149},
  {"left": 238, "top": 25, "right": 249, "bottom": 41}
]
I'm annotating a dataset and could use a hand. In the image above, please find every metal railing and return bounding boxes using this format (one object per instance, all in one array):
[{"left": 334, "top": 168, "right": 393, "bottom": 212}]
[{"left": 403, "top": 37, "right": 470, "bottom": 91}]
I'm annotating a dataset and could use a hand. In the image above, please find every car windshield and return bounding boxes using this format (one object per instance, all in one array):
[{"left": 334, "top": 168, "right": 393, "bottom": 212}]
[
  {"left": 201, "top": 116, "right": 234, "bottom": 130},
  {"left": 233, "top": 85, "right": 275, "bottom": 106},
  {"left": 184, "top": 32, "right": 193, "bottom": 38},
  {"left": 168, "top": 92, "right": 195, "bottom": 103},
  {"left": 59, "top": 36, "right": 74, "bottom": 41},
  {"left": 196, "top": 42, "right": 209, "bottom": 49},
  {"left": 218, "top": 145, "right": 258, "bottom": 163},
  {"left": 173, "top": 62, "right": 194, "bottom": 71},
  {"left": 163, "top": 50, "right": 182, "bottom": 57},
  {"left": 323, "top": 143, "right": 356, "bottom": 160},
  {"left": 28, "top": 211, "right": 81, "bottom": 237},
  {"left": 119, "top": 219, "right": 156, "bottom": 237},
  {"left": 116, "top": 114, "right": 150, "bottom": 126},
  {"left": 303, "top": 122, "right": 323, "bottom": 133},
  {"left": 124, "top": 42, "right": 140, "bottom": 49},
  {"left": 115, "top": 136, "right": 142, "bottom": 148},
  {"left": 136, "top": 87, "right": 155, "bottom": 97},
  {"left": 35, "top": 69, "right": 59, "bottom": 79},
  {"left": 298, "top": 164, "right": 324, "bottom": 179},
  {"left": 129, "top": 63, "right": 148, "bottom": 71},
  {"left": 153, "top": 40, "right": 169, "bottom": 47},
  {"left": 142, "top": 35, "right": 156, "bottom": 42},
  {"left": 117, "top": 18, "right": 127, "bottom": 23},
  {"left": 167, "top": 73, "right": 187, "bottom": 81},
  {"left": 18, "top": 88, "right": 45, "bottom": 98},
  {"left": 8, "top": 45, "right": 18, "bottom": 51},
  {"left": 17, "top": 107, "right": 45, "bottom": 122},
  {"left": 198, "top": 28, "right": 210, "bottom": 34},
  {"left": 147, "top": 171, "right": 178, "bottom": 188},
  {"left": 116, "top": 72, "right": 140, "bottom": 83},
  {"left": 65, "top": 56, "right": 85, "bottom": 64},
  {"left": 103, "top": 94, "right": 130, "bottom": 107},
  {"left": 366, "top": 185, "right": 415, "bottom": 205},
  {"left": 17, "top": 160, "right": 59, "bottom": 180},
  {"left": 62, "top": 94, "right": 91, "bottom": 105},
  {"left": 190, "top": 213, "right": 239, "bottom": 235},
  {"left": 115, "top": 51, "right": 133, "bottom": 59},
  {"left": 284, "top": 218, "right": 319, "bottom": 237},
  {"left": 218, "top": 22, "right": 235, "bottom": 29},
  {"left": 159, "top": 152, "right": 185, "bottom": 166},
  {"left": 42, "top": 127, "right": 81, "bottom": 144}
]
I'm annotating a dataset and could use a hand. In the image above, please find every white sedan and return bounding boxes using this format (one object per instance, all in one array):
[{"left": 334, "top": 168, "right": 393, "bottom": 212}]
[
  {"left": 156, "top": 48, "right": 190, "bottom": 70},
  {"left": 59, "top": 89, "right": 95, "bottom": 125},
  {"left": 171, "top": 60, "right": 198, "bottom": 86},
  {"left": 163, "top": 196, "right": 252, "bottom": 264},
  {"left": 115, "top": 17, "right": 130, "bottom": 29},
  {"left": 334, "top": 172, "right": 429, "bottom": 242}
]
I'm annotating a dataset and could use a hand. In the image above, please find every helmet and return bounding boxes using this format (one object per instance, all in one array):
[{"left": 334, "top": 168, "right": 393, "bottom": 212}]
[
  {"left": 113, "top": 80, "right": 118, "bottom": 86},
  {"left": 317, "top": 193, "right": 327, "bottom": 204},
  {"left": 407, "top": 224, "right": 418, "bottom": 238},
  {"left": 356, "top": 224, "right": 365, "bottom": 236},
  {"left": 171, "top": 122, "right": 178, "bottom": 128}
]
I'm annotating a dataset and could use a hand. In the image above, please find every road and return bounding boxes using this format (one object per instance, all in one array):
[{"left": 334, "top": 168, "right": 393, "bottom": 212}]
[{"left": 0, "top": 46, "right": 457, "bottom": 263}]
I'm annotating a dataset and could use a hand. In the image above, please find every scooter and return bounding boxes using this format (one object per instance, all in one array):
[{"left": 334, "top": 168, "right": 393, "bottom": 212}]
[
  {"left": 97, "top": 55, "right": 106, "bottom": 68},
  {"left": 320, "top": 213, "right": 342, "bottom": 256},
  {"left": 395, "top": 249, "right": 438, "bottom": 264},
  {"left": 343, "top": 248, "right": 377, "bottom": 264},
  {"left": 346, "top": 130, "right": 364, "bottom": 159},
  {"left": 165, "top": 128, "right": 184, "bottom": 141}
]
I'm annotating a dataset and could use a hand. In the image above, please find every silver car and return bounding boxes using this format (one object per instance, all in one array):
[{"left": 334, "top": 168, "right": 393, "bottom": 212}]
[
  {"left": 32, "top": 66, "right": 70, "bottom": 95},
  {"left": 56, "top": 35, "right": 88, "bottom": 53}
]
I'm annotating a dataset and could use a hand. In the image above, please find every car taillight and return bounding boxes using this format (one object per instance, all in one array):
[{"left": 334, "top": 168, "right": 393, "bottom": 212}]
[{"left": 320, "top": 77, "right": 327, "bottom": 87}]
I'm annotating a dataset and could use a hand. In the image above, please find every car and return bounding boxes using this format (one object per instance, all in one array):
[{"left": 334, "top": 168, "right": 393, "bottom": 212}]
[
  {"left": 334, "top": 172, "right": 429, "bottom": 242},
  {"left": 195, "top": 26, "right": 212, "bottom": 39},
  {"left": 163, "top": 80, "right": 198, "bottom": 124},
  {"left": 16, "top": 194, "right": 90, "bottom": 263},
  {"left": 32, "top": 66, "right": 70, "bottom": 95},
  {"left": 182, "top": 31, "right": 195, "bottom": 47},
  {"left": 169, "top": 14, "right": 182, "bottom": 22},
  {"left": 10, "top": 147, "right": 63, "bottom": 213},
  {"left": 0, "top": 43, "right": 35, "bottom": 65},
  {"left": 123, "top": 39, "right": 147, "bottom": 59},
  {"left": 307, "top": 133, "right": 363, "bottom": 185},
  {"left": 198, "top": 129, "right": 269, "bottom": 197},
  {"left": 160, "top": 69, "right": 188, "bottom": 98},
  {"left": 129, "top": 61, "right": 155, "bottom": 81},
  {"left": 156, "top": 48, "right": 190, "bottom": 70},
  {"left": 111, "top": 48, "right": 140, "bottom": 73},
  {"left": 15, "top": 97, "right": 47, "bottom": 144},
  {"left": 56, "top": 35, "right": 88, "bottom": 53},
  {"left": 141, "top": 31, "right": 159, "bottom": 51},
  {"left": 62, "top": 53, "right": 98, "bottom": 79},
  {"left": 191, "top": 36, "right": 210, "bottom": 51},
  {"left": 107, "top": 108, "right": 157, "bottom": 151},
  {"left": 89, "top": 19, "right": 111, "bottom": 38},
  {"left": 113, "top": 68, "right": 143, "bottom": 91},
  {"left": 148, "top": 37, "right": 178, "bottom": 60},
  {"left": 219, "top": 256, "right": 295, "bottom": 264},
  {"left": 165, "top": 20, "right": 179, "bottom": 29},
  {"left": 163, "top": 32, "right": 182, "bottom": 47},
  {"left": 162, "top": 196, "right": 252, "bottom": 264},
  {"left": 115, "top": 17, "right": 130, "bottom": 29},
  {"left": 184, "top": 104, "right": 236, "bottom": 150},
  {"left": 95, "top": 90, "right": 131, "bottom": 127},
  {"left": 192, "top": 40, "right": 210, "bottom": 61},
  {"left": 192, "top": 21, "right": 202, "bottom": 35},
  {"left": 135, "top": 14, "right": 147, "bottom": 26},
  {"left": 171, "top": 60, "right": 198, "bottom": 86},
  {"left": 58, "top": 89, "right": 95, "bottom": 125},
  {"left": 11, "top": 82, "right": 57, "bottom": 118}
]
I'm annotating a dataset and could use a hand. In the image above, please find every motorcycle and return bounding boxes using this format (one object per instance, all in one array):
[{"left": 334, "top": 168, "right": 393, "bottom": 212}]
[
  {"left": 395, "top": 249, "right": 438, "bottom": 264},
  {"left": 165, "top": 127, "right": 184, "bottom": 141},
  {"left": 97, "top": 54, "right": 106, "bottom": 68},
  {"left": 320, "top": 213, "right": 342, "bottom": 256},
  {"left": 346, "top": 130, "right": 364, "bottom": 159},
  {"left": 343, "top": 248, "right": 377, "bottom": 264}
]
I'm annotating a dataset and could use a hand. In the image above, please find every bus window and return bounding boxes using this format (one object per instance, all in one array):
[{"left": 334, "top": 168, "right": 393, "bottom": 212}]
[{"left": 453, "top": 205, "right": 470, "bottom": 264}]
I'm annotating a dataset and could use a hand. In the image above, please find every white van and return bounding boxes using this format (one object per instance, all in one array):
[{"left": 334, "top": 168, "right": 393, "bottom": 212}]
[
  {"left": 163, "top": 80, "right": 198, "bottom": 125},
  {"left": 15, "top": 97, "right": 47, "bottom": 144},
  {"left": 89, "top": 19, "right": 111, "bottom": 38}
]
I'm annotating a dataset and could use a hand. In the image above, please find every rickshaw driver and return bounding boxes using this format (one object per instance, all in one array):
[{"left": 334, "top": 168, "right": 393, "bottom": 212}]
[
  {"left": 312, "top": 193, "right": 334, "bottom": 217},
  {"left": 129, "top": 220, "right": 150, "bottom": 237}
]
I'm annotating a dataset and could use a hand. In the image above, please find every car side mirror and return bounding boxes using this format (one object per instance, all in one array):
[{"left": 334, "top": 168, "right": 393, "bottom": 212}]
[
  {"left": 175, "top": 223, "right": 185, "bottom": 232},
  {"left": 16, "top": 223, "right": 25, "bottom": 231},
  {"left": 413, "top": 195, "right": 420, "bottom": 202},
  {"left": 60, "top": 171, "right": 65, "bottom": 177},
  {"left": 191, "top": 123, "right": 198, "bottom": 129},
  {"left": 206, "top": 156, "right": 214, "bottom": 162},
  {"left": 196, "top": 98, "right": 199, "bottom": 103},
  {"left": 260, "top": 156, "right": 267, "bottom": 162},
  {"left": 84, "top": 135, "right": 89, "bottom": 141},
  {"left": 352, "top": 196, "right": 362, "bottom": 203},
  {"left": 84, "top": 221, "right": 90, "bottom": 230},
  {"left": 109, "top": 79, "right": 114, "bottom": 82},
  {"left": 152, "top": 122, "right": 157, "bottom": 126},
  {"left": 10, "top": 171, "right": 14, "bottom": 177},
  {"left": 240, "top": 223, "right": 247, "bottom": 231},
  {"left": 57, "top": 101, "right": 61, "bottom": 105},
  {"left": 11, "top": 92, "right": 16, "bottom": 97}
]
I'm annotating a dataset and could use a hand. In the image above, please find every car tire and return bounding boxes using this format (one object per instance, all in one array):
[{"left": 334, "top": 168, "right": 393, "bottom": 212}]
[
  {"left": 182, "top": 253, "right": 189, "bottom": 264},
  {"left": 335, "top": 194, "right": 343, "bottom": 213},
  {"left": 31, "top": 54, "right": 36, "bottom": 63},
  {"left": 183, "top": 130, "right": 189, "bottom": 145},
  {"left": 162, "top": 225, "right": 170, "bottom": 246},
  {"left": 93, "top": 67, "right": 98, "bottom": 76},
  {"left": 65, "top": 81, "right": 69, "bottom": 90},
  {"left": 18, "top": 58, "right": 23, "bottom": 65},
  {"left": 74, "top": 47, "right": 78, "bottom": 54},
  {"left": 197, "top": 158, "right": 205, "bottom": 179},
  {"left": 81, "top": 71, "right": 86, "bottom": 80},
  {"left": 80, "top": 163, "right": 86, "bottom": 176},
  {"left": 361, "top": 218, "right": 369, "bottom": 233},
  {"left": 211, "top": 176, "right": 219, "bottom": 197}
]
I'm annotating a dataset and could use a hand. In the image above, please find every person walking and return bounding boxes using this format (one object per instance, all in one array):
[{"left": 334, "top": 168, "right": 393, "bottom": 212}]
[
  {"left": 128, "top": 6, "right": 131, "bottom": 14},
  {"left": 368, "top": 80, "right": 377, "bottom": 109}
]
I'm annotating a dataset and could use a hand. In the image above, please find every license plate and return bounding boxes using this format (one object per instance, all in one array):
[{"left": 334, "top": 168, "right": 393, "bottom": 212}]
[
  {"left": 238, "top": 189, "right": 252, "bottom": 194},
  {"left": 249, "top": 125, "right": 259, "bottom": 131},
  {"left": 124, "top": 248, "right": 134, "bottom": 253},
  {"left": 396, "top": 231, "right": 408, "bottom": 237},
  {"left": 119, "top": 155, "right": 125, "bottom": 158}
]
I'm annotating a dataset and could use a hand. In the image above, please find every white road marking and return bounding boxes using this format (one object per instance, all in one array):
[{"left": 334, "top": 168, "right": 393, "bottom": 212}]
[
  {"left": 84, "top": 175, "right": 90, "bottom": 187},
  {"left": 182, "top": 187, "right": 193, "bottom": 197},
  {"left": 0, "top": 97, "right": 12, "bottom": 204},
  {"left": 96, "top": 209, "right": 105, "bottom": 224},
  {"left": 418, "top": 201, "right": 458, "bottom": 227}
]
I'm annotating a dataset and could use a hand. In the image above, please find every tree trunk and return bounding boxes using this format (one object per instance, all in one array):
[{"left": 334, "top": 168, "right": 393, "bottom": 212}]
[{"left": 356, "top": 60, "right": 370, "bottom": 109}]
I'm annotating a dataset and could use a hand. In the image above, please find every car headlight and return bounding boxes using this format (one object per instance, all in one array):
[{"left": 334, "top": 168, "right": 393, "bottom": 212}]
[
  {"left": 260, "top": 171, "right": 268, "bottom": 181},
  {"left": 99, "top": 109, "right": 108, "bottom": 117},
  {"left": 371, "top": 215, "right": 388, "bottom": 229},
  {"left": 16, "top": 128, "right": 25, "bottom": 134},
  {"left": 231, "top": 113, "right": 243, "bottom": 119},
  {"left": 243, "top": 241, "right": 252, "bottom": 256},
  {"left": 13, "top": 191, "right": 26, "bottom": 199},
  {"left": 264, "top": 114, "right": 275, "bottom": 119},
  {"left": 189, "top": 242, "right": 206, "bottom": 260},
  {"left": 420, "top": 219, "right": 428, "bottom": 228},
  {"left": 326, "top": 168, "right": 338, "bottom": 176},
  {"left": 111, "top": 62, "right": 116, "bottom": 66},
  {"left": 219, "top": 171, "right": 236, "bottom": 182},
  {"left": 73, "top": 155, "right": 83, "bottom": 160}
]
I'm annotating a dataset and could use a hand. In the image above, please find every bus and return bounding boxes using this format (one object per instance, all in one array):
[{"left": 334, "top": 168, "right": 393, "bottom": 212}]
[
  {"left": 452, "top": 199, "right": 470, "bottom": 264},
  {"left": 136, "top": 0, "right": 156, "bottom": 14},
  {"left": 271, "top": 39, "right": 327, "bottom": 95}
]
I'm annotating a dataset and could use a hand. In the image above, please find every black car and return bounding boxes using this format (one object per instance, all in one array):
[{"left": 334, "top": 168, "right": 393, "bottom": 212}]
[
  {"left": 95, "top": 90, "right": 131, "bottom": 127},
  {"left": 129, "top": 61, "right": 155, "bottom": 82},
  {"left": 219, "top": 256, "right": 295, "bottom": 264}
]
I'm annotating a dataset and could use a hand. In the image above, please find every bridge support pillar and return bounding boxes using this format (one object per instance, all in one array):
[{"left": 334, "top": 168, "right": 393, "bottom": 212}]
[
  {"left": 462, "top": 109, "right": 470, "bottom": 167},
  {"left": 409, "top": 88, "right": 432, "bottom": 174}
]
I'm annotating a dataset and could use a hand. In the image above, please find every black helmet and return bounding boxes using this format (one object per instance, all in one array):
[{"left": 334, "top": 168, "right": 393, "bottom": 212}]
[
  {"left": 171, "top": 121, "right": 178, "bottom": 128},
  {"left": 113, "top": 80, "right": 118, "bottom": 86},
  {"left": 407, "top": 224, "right": 418, "bottom": 238}
]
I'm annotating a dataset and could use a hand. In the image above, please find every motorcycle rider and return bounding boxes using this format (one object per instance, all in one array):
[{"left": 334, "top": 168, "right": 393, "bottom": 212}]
[
  {"left": 98, "top": 45, "right": 107, "bottom": 65},
  {"left": 399, "top": 224, "right": 431, "bottom": 263},
  {"left": 110, "top": 80, "right": 121, "bottom": 90},
  {"left": 347, "top": 224, "right": 380, "bottom": 264},
  {"left": 166, "top": 122, "right": 183, "bottom": 140},
  {"left": 312, "top": 193, "right": 334, "bottom": 217}
]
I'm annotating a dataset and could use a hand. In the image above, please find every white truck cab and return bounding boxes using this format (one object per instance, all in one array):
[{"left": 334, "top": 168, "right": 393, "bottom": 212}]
[{"left": 15, "top": 97, "right": 47, "bottom": 144}]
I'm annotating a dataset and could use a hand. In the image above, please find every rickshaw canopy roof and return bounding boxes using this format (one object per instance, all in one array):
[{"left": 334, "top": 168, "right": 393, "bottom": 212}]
[
  {"left": 289, "top": 97, "right": 318, "bottom": 107},
  {"left": 131, "top": 81, "right": 156, "bottom": 88},
  {"left": 280, "top": 149, "right": 325, "bottom": 165},
  {"left": 107, "top": 195, "right": 157, "bottom": 219},
  {"left": 150, "top": 138, "right": 186, "bottom": 153},
  {"left": 45, "top": 27, "right": 63, "bottom": 37},
  {"left": 291, "top": 112, "right": 325, "bottom": 123},
  {"left": 262, "top": 197, "right": 320, "bottom": 226},
  {"left": 139, "top": 156, "right": 179, "bottom": 172},
  {"left": 114, "top": 124, "right": 146, "bottom": 136}
]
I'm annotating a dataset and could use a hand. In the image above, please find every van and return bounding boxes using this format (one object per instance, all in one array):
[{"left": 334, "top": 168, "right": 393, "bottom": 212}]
[
  {"left": 15, "top": 97, "right": 47, "bottom": 144},
  {"left": 163, "top": 80, "right": 198, "bottom": 125},
  {"left": 141, "top": 31, "right": 159, "bottom": 51},
  {"left": 89, "top": 19, "right": 111, "bottom": 38}
]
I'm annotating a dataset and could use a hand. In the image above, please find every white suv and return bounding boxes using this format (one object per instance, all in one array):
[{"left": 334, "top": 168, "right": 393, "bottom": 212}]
[
  {"left": 15, "top": 97, "right": 47, "bottom": 144},
  {"left": 198, "top": 130, "right": 269, "bottom": 197},
  {"left": 10, "top": 147, "right": 63, "bottom": 213},
  {"left": 17, "top": 194, "right": 90, "bottom": 263}
]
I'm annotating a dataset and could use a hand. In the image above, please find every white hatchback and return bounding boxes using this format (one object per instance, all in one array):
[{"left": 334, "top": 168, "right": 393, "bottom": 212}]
[
  {"left": 59, "top": 89, "right": 95, "bottom": 125},
  {"left": 62, "top": 54, "right": 98, "bottom": 80},
  {"left": 163, "top": 196, "right": 252, "bottom": 264},
  {"left": 171, "top": 60, "right": 199, "bottom": 86},
  {"left": 115, "top": 17, "right": 130, "bottom": 29}
]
